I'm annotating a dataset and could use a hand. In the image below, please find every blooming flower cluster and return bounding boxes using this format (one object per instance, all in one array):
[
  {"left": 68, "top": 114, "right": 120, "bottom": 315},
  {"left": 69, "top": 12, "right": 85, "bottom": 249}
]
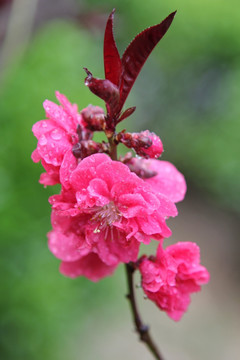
[
  {"left": 32, "top": 92, "right": 209, "bottom": 319},
  {"left": 32, "top": 10, "right": 209, "bottom": 322}
]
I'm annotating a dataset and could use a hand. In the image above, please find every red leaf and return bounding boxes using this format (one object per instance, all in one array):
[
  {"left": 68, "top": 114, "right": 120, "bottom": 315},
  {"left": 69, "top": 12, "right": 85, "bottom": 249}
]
[
  {"left": 118, "top": 107, "right": 136, "bottom": 123},
  {"left": 104, "top": 9, "right": 122, "bottom": 87},
  {"left": 119, "top": 11, "right": 176, "bottom": 111}
]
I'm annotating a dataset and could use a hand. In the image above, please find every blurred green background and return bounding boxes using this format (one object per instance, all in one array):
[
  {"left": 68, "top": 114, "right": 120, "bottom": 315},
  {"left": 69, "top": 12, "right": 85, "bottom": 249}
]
[{"left": 0, "top": 1, "right": 239, "bottom": 359}]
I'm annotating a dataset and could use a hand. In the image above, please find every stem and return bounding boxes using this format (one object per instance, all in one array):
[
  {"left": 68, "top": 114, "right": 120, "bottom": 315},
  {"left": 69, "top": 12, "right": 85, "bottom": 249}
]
[
  {"left": 108, "top": 135, "right": 117, "bottom": 160},
  {"left": 125, "top": 263, "right": 164, "bottom": 360}
]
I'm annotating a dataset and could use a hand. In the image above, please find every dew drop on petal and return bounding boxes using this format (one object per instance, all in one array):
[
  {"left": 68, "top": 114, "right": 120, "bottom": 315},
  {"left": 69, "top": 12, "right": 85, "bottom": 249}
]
[
  {"left": 39, "top": 134, "right": 47, "bottom": 145},
  {"left": 51, "top": 128, "right": 62, "bottom": 140}
]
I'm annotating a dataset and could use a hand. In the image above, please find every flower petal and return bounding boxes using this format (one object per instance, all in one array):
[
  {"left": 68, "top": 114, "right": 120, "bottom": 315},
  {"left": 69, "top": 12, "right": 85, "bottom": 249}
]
[
  {"left": 145, "top": 160, "right": 187, "bottom": 203},
  {"left": 60, "top": 253, "right": 118, "bottom": 281}
]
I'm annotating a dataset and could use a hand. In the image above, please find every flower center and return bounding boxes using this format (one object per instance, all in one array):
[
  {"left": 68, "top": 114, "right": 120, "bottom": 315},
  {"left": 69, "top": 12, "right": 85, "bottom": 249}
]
[{"left": 91, "top": 201, "right": 121, "bottom": 238}]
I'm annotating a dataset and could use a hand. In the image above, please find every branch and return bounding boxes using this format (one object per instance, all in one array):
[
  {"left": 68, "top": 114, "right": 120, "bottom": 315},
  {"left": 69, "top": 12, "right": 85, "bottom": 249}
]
[{"left": 125, "top": 263, "right": 164, "bottom": 360}]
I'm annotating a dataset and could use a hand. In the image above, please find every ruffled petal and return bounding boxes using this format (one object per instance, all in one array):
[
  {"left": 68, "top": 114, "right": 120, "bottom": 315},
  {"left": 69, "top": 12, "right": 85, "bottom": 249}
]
[
  {"left": 144, "top": 160, "right": 186, "bottom": 203},
  {"left": 60, "top": 253, "right": 118, "bottom": 281},
  {"left": 48, "top": 229, "right": 90, "bottom": 262}
]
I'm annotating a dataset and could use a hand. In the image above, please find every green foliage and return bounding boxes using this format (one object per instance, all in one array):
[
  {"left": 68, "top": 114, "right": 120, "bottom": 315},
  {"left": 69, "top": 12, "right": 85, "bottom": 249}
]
[{"left": 0, "top": 21, "right": 122, "bottom": 360}]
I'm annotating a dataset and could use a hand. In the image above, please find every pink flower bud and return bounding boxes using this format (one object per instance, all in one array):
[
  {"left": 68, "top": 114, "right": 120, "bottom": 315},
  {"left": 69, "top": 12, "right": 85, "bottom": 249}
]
[
  {"left": 118, "top": 130, "right": 163, "bottom": 159},
  {"left": 135, "top": 130, "right": 163, "bottom": 158},
  {"left": 81, "top": 105, "right": 106, "bottom": 131}
]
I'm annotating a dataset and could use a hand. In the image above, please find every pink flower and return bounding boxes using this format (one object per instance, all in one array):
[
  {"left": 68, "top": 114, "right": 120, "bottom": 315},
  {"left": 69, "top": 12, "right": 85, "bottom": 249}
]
[
  {"left": 31, "top": 91, "right": 104, "bottom": 188},
  {"left": 126, "top": 157, "right": 187, "bottom": 203},
  {"left": 139, "top": 242, "right": 210, "bottom": 321},
  {"left": 48, "top": 153, "right": 178, "bottom": 275}
]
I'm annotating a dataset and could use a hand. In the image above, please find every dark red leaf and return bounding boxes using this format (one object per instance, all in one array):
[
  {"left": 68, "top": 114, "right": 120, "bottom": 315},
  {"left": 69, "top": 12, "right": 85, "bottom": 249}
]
[
  {"left": 119, "top": 11, "right": 176, "bottom": 111},
  {"left": 118, "top": 107, "right": 136, "bottom": 123},
  {"left": 104, "top": 9, "right": 122, "bottom": 87}
]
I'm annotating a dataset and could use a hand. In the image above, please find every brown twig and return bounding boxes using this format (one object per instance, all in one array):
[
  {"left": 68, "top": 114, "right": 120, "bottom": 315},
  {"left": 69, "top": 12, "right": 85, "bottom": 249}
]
[{"left": 125, "top": 263, "right": 164, "bottom": 360}]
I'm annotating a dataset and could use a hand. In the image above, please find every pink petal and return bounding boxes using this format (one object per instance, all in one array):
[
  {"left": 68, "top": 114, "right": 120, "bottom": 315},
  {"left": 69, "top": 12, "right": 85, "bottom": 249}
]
[
  {"left": 48, "top": 230, "right": 90, "bottom": 262},
  {"left": 43, "top": 99, "right": 75, "bottom": 133},
  {"left": 39, "top": 171, "right": 59, "bottom": 186},
  {"left": 70, "top": 154, "right": 111, "bottom": 191},
  {"left": 32, "top": 119, "right": 57, "bottom": 139},
  {"left": 37, "top": 128, "right": 70, "bottom": 166},
  {"left": 55, "top": 91, "right": 78, "bottom": 115},
  {"left": 97, "top": 160, "right": 133, "bottom": 188},
  {"left": 60, "top": 253, "right": 118, "bottom": 281},
  {"left": 31, "top": 148, "right": 41, "bottom": 163},
  {"left": 55, "top": 91, "right": 83, "bottom": 128},
  {"left": 166, "top": 242, "right": 200, "bottom": 265},
  {"left": 59, "top": 150, "right": 78, "bottom": 190},
  {"left": 86, "top": 227, "right": 119, "bottom": 266},
  {"left": 118, "top": 193, "right": 149, "bottom": 217},
  {"left": 87, "top": 178, "right": 110, "bottom": 204},
  {"left": 138, "top": 214, "right": 172, "bottom": 239},
  {"left": 144, "top": 160, "right": 187, "bottom": 203}
]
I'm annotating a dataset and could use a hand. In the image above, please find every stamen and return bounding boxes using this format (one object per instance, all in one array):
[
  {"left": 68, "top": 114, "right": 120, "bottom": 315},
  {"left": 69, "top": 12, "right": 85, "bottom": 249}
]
[{"left": 90, "top": 201, "right": 121, "bottom": 240}]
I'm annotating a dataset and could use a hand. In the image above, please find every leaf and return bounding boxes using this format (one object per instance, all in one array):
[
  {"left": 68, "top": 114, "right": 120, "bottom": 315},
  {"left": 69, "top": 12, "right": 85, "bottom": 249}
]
[
  {"left": 118, "top": 106, "right": 136, "bottom": 123},
  {"left": 119, "top": 11, "right": 176, "bottom": 110},
  {"left": 104, "top": 9, "right": 122, "bottom": 87}
]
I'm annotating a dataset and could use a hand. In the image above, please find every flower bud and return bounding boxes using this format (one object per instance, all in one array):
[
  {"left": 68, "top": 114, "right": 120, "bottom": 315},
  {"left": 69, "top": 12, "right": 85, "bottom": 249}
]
[
  {"left": 84, "top": 68, "right": 119, "bottom": 117},
  {"left": 135, "top": 130, "right": 163, "bottom": 158},
  {"left": 118, "top": 130, "right": 163, "bottom": 159},
  {"left": 81, "top": 105, "right": 106, "bottom": 131},
  {"left": 72, "top": 140, "right": 109, "bottom": 159}
]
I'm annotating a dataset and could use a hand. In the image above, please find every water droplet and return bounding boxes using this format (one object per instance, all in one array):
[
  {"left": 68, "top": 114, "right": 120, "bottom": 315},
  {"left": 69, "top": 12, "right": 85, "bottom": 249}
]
[
  {"left": 39, "top": 135, "right": 47, "bottom": 145},
  {"left": 51, "top": 128, "right": 62, "bottom": 140}
]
